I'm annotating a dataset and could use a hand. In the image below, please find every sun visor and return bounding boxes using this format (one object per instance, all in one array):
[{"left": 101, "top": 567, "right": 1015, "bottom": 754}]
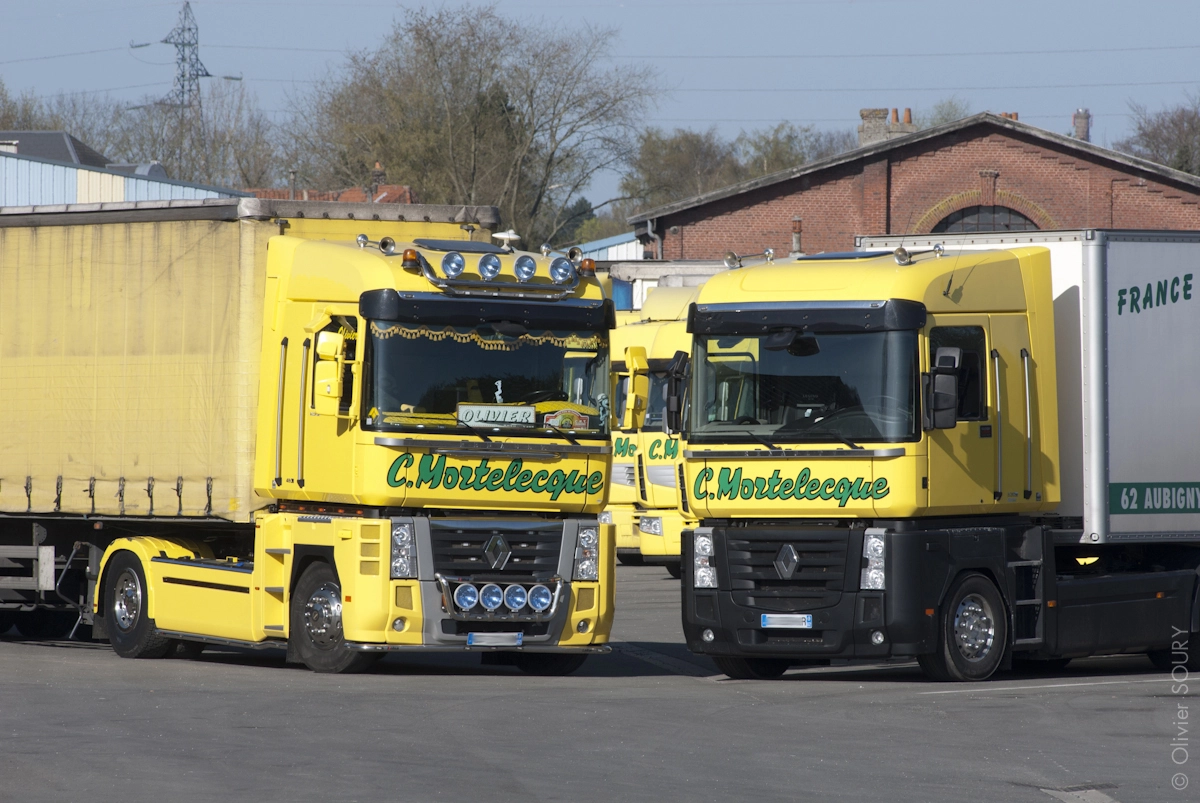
[
  {"left": 360, "top": 289, "right": 614, "bottom": 331},
  {"left": 688, "top": 299, "right": 926, "bottom": 334}
]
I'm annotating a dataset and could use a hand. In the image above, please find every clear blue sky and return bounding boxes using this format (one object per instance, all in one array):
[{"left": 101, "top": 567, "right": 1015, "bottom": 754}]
[{"left": 2, "top": 0, "right": 1196, "bottom": 201}]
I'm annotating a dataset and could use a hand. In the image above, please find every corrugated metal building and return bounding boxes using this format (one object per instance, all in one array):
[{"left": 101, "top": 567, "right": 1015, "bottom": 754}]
[
  {"left": 0, "top": 149, "right": 247, "bottom": 207},
  {"left": 578, "top": 231, "right": 642, "bottom": 262}
]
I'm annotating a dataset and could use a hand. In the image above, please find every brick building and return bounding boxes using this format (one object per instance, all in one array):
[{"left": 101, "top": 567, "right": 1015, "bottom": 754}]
[{"left": 630, "top": 111, "right": 1200, "bottom": 260}]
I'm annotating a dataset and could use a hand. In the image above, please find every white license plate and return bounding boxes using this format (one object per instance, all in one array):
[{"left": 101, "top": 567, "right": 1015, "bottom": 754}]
[
  {"left": 761, "top": 614, "right": 813, "bottom": 629},
  {"left": 467, "top": 632, "right": 523, "bottom": 647}
]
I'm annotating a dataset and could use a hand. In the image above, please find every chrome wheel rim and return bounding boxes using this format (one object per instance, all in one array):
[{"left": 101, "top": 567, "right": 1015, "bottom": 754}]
[
  {"left": 953, "top": 593, "right": 995, "bottom": 661},
  {"left": 112, "top": 569, "right": 142, "bottom": 632},
  {"left": 304, "top": 582, "right": 343, "bottom": 649}
]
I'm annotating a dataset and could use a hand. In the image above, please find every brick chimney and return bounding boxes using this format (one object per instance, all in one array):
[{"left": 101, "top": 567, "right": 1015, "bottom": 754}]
[
  {"left": 859, "top": 108, "right": 917, "bottom": 146},
  {"left": 1072, "top": 109, "right": 1091, "bottom": 142}
]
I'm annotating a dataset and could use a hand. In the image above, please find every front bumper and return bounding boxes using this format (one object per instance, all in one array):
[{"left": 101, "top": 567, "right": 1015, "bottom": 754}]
[{"left": 680, "top": 525, "right": 937, "bottom": 661}]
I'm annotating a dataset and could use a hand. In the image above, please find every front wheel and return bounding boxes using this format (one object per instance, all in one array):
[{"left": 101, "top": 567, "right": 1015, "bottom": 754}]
[
  {"left": 105, "top": 552, "right": 173, "bottom": 659},
  {"left": 290, "top": 562, "right": 378, "bottom": 674},
  {"left": 712, "top": 656, "right": 791, "bottom": 680},
  {"left": 920, "top": 572, "right": 1008, "bottom": 682},
  {"left": 664, "top": 562, "right": 682, "bottom": 580}
]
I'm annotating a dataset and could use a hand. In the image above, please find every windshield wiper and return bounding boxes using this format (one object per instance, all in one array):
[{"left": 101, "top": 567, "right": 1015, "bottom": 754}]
[
  {"left": 454, "top": 420, "right": 492, "bottom": 443},
  {"left": 543, "top": 423, "right": 580, "bottom": 446},
  {"left": 743, "top": 429, "right": 779, "bottom": 451}
]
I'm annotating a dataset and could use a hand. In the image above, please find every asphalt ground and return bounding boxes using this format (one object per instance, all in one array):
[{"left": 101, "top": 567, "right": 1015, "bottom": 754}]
[{"left": 0, "top": 565, "right": 1189, "bottom": 803}]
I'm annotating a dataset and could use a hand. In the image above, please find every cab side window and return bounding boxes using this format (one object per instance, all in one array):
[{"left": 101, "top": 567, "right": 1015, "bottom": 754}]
[{"left": 929, "top": 326, "right": 986, "bottom": 420}]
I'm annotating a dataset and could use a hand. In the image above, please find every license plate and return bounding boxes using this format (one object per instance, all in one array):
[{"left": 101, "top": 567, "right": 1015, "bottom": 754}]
[
  {"left": 466, "top": 632, "right": 523, "bottom": 647},
  {"left": 761, "top": 614, "right": 813, "bottom": 629}
]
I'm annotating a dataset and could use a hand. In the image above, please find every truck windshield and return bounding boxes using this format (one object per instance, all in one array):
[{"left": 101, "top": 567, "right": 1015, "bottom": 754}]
[
  {"left": 689, "top": 330, "right": 918, "bottom": 444},
  {"left": 644, "top": 372, "right": 669, "bottom": 429},
  {"left": 364, "top": 321, "right": 609, "bottom": 438}
]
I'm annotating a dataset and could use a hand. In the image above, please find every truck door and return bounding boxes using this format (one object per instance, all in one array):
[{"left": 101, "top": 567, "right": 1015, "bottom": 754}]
[
  {"left": 989, "top": 314, "right": 1034, "bottom": 507},
  {"left": 926, "top": 315, "right": 995, "bottom": 510}
]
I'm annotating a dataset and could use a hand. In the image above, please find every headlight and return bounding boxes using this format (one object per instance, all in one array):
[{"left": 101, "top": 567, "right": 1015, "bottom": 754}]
[
  {"left": 480, "top": 583, "right": 503, "bottom": 611},
  {"left": 503, "top": 584, "right": 527, "bottom": 611},
  {"left": 573, "top": 525, "right": 599, "bottom": 581},
  {"left": 441, "top": 251, "right": 465, "bottom": 278},
  {"left": 528, "top": 584, "right": 553, "bottom": 612},
  {"left": 478, "top": 253, "right": 501, "bottom": 280},
  {"left": 453, "top": 583, "right": 478, "bottom": 611},
  {"left": 514, "top": 255, "right": 536, "bottom": 282},
  {"left": 693, "top": 530, "right": 716, "bottom": 588},
  {"left": 390, "top": 522, "right": 417, "bottom": 579},
  {"left": 598, "top": 510, "right": 613, "bottom": 524},
  {"left": 549, "top": 257, "right": 575, "bottom": 285},
  {"left": 860, "top": 529, "right": 886, "bottom": 590},
  {"left": 639, "top": 517, "right": 663, "bottom": 536}
]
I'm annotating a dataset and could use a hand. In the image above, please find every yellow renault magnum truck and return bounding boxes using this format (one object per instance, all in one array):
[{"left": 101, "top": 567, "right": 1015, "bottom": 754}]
[
  {"left": 671, "top": 239, "right": 1200, "bottom": 681},
  {"left": 604, "top": 287, "right": 701, "bottom": 577},
  {"left": 0, "top": 198, "right": 614, "bottom": 674}
]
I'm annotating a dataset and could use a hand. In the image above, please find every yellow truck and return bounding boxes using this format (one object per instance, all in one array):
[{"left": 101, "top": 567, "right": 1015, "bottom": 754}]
[
  {"left": 605, "top": 287, "right": 701, "bottom": 578},
  {"left": 672, "top": 237, "right": 1200, "bottom": 680},
  {"left": 0, "top": 198, "right": 614, "bottom": 674}
]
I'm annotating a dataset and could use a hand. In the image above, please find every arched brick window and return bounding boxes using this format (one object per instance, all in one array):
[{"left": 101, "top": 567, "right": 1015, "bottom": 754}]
[{"left": 932, "top": 205, "right": 1038, "bottom": 233}]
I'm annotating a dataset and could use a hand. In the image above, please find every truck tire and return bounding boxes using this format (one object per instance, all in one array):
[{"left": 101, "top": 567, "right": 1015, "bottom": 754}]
[
  {"left": 15, "top": 609, "right": 78, "bottom": 640},
  {"left": 664, "top": 562, "right": 683, "bottom": 580},
  {"left": 617, "top": 553, "right": 644, "bottom": 566},
  {"left": 513, "top": 652, "right": 589, "bottom": 676},
  {"left": 712, "top": 656, "right": 791, "bottom": 680},
  {"left": 290, "top": 562, "right": 378, "bottom": 674},
  {"left": 105, "top": 552, "right": 173, "bottom": 659},
  {"left": 0, "top": 611, "right": 15, "bottom": 635},
  {"left": 1148, "top": 643, "right": 1200, "bottom": 671},
  {"left": 920, "top": 572, "right": 1007, "bottom": 682}
]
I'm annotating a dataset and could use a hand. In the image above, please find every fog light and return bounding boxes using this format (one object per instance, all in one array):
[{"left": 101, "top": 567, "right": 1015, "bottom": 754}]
[
  {"left": 528, "top": 584, "right": 553, "bottom": 612},
  {"left": 453, "top": 583, "right": 479, "bottom": 611},
  {"left": 871, "top": 630, "right": 885, "bottom": 645},
  {"left": 478, "top": 253, "right": 502, "bottom": 280},
  {"left": 503, "top": 584, "right": 527, "bottom": 611},
  {"left": 514, "top": 255, "right": 536, "bottom": 282},
  {"left": 549, "top": 257, "right": 575, "bottom": 285},
  {"left": 392, "top": 617, "right": 406, "bottom": 632},
  {"left": 441, "top": 251, "right": 465, "bottom": 278},
  {"left": 577, "top": 619, "right": 590, "bottom": 633},
  {"left": 480, "top": 583, "right": 503, "bottom": 611},
  {"left": 702, "top": 628, "right": 715, "bottom": 643}
]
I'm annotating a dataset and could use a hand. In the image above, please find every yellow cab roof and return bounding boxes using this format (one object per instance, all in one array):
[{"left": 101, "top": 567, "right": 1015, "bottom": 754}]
[
  {"left": 640, "top": 284, "right": 704, "bottom": 322},
  {"left": 695, "top": 247, "right": 1046, "bottom": 314}
]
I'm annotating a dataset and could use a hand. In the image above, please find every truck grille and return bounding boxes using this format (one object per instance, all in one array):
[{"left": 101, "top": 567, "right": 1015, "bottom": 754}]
[
  {"left": 724, "top": 528, "right": 848, "bottom": 612},
  {"left": 430, "top": 521, "right": 563, "bottom": 578}
]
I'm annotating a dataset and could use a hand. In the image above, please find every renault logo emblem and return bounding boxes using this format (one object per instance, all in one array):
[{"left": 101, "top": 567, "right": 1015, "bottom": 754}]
[
  {"left": 483, "top": 535, "right": 512, "bottom": 570},
  {"left": 774, "top": 544, "right": 799, "bottom": 579}
]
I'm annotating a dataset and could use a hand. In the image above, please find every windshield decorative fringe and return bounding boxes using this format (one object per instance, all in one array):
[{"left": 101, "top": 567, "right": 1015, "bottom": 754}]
[{"left": 371, "top": 322, "right": 605, "bottom": 352}]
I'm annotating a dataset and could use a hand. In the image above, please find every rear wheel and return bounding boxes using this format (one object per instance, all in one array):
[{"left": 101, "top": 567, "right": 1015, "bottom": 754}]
[
  {"left": 920, "top": 572, "right": 1007, "bottom": 682},
  {"left": 290, "top": 562, "right": 378, "bottom": 674},
  {"left": 513, "top": 652, "right": 589, "bottom": 676},
  {"left": 105, "top": 552, "right": 172, "bottom": 659},
  {"left": 712, "top": 656, "right": 791, "bottom": 680}
]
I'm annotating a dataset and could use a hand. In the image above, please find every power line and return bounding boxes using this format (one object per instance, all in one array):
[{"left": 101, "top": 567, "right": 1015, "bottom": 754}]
[
  {"left": 618, "top": 43, "right": 1200, "bottom": 60},
  {"left": 0, "top": 47, "right": 127, "bottom": 66},
  {"left": 675, "top": 79, "right": 1200, "bottom": 93}
]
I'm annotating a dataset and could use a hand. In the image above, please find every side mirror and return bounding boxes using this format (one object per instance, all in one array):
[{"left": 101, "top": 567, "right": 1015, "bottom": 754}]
[
  {"left": 930, "top": 346, "right": 961, "bottom": 430},
  {"left": 664, "top": 349, "right": 690, "bottom": 435},
  {"left": 314, "top": 331, "right": 345, "bottom": 416},
  {"left": 622, "top": 346, "right": 650, "bottom": 431}
]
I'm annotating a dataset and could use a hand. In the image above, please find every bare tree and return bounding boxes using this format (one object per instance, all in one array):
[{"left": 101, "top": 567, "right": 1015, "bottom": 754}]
[
  {"left": 290, "top": 5, "right": 658, "bottom": 244},
  {"left": 1115, "top": 95, "right": 1200, "bottom": 176},
  {"left": 913, "top": 96, "right": 972, "bottom": 129},
  {"left": 735, "top": 122, "right": 856, "bottom": 178}
]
